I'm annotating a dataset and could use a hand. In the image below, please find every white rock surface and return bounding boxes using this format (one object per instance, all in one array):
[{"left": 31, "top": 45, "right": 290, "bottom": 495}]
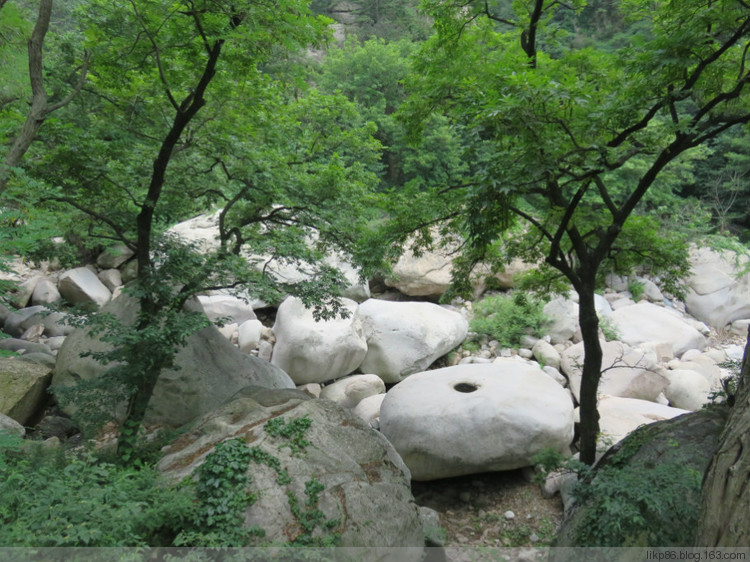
[
  {"left": 664, "top": 369, "right": 713, "bottom": 411},
  {"left": 560, "top": 340, "right": 669, "bottom": 402},
  {"left": 30, "top": 278, "right": 61, "bottom": 306},
  {"left": 684, "top": 246, "right": 750, "bottom": 328},
  {"left": 609, "top": 302, "right": 707, "bottom": 357},
  {"left": 352, "top": 393, "right": 386, "bottom": 425},
  {"left": 271, "top": 296, "right": 367, "bottom": 384},
  {"left": 237, "top": 319, "right": 264, "bottom": 352},
  {"left": 58, "top": 267, "right": 112, "bottom": 307},
  {"left": 358, "top": 299, "right": 469, "bottom": 383},
  {"left": 97, "top": 269, "right": 122, "bottom": 292},
  {"left": 595, "top": 395, "right": 690, "bottom": 449},
  {"left": 197, "top": 294, "right": 257, "bottom": 325},
  {"left": 379, "top": 361, "right": 575, "bottom": 480},
  {"left": 319, "top": 374, "right": 385, "bottom": 408}
]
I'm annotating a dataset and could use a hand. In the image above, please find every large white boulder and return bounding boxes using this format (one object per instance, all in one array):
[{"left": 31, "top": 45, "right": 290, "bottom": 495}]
[
  {"left": 664, "top": 369, "right": 713, "bottom": 411},
  {"left": 319, "top": 374, "right": 385, "bottom": 408},
  {"left": 609, "top": 302, "right": 706, "bottom": 357},
  {"left": 379, "top": 361, "right": 575, "bottom": 480},
  {"left": 197, "top": 294, "right": 257, "bottom": 325},
  {"left": 358, "top": 299, "right": 468, "bottom": 383},
  {"left": 237, "top": 319, "right": 264, "bottom": 352},
  {"left": 542, "top": 294, "right": 612, "bottom": 344},
  {"left": 58, "top": 267, "right": 112, "bottom": 307},
  {"left": 30, "top": 278, "right": 61, "bottom": 306},
  {"left": 271, "top": 296, "right": 367, "bottom": 384},
  {"left": 385, "top": 247, "right": 453, "bottom": 298},
  {"left": 684, "top": 246, "right": 750, "bottom": 328},
  {"left": 167, "top": 212, "right": 370, "bottom": 302},
  {"left": 595, "top": 395, "right": 691, "bottom": 449},
  {"left": 560, "top": 340, "right": 668, "bottom": 402}
]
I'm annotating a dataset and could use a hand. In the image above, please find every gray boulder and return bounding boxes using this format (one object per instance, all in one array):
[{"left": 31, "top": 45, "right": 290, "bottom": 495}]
[
  {"left": 3, "top": 306, "right": 72, "bottom": 338},
  {"left": 58, "top": 267, "right": 112, "bottom": 307},
  {"left": 0, "top": 357, "right": 53, "bottom": 425},
  {"left": 52, "top": 294, "right": 295, "bottom": 427},
  {"left": 0, "top": 412, "right": 25, "bottom": 437},
  {"left": 157, "top": 387, "right": 425, "bottom": 552}
]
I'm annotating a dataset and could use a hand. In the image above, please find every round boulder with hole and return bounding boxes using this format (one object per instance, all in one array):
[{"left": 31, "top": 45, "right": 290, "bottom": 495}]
[{"left": 379, "top": 360, "right": 575, "bottom": 480}]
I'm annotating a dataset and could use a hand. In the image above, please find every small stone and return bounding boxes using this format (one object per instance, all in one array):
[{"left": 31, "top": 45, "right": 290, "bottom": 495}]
[
  {"left": 530, "top": 533, "right": 540, "bottom": 543},
  {"left": 504, "top": 510, "right": 515, "bottom": 520}
]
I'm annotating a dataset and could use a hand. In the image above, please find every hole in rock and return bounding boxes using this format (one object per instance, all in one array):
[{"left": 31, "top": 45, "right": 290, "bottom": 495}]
[{"left": 453, "top": 382, "right": 478, "bottom": 393}]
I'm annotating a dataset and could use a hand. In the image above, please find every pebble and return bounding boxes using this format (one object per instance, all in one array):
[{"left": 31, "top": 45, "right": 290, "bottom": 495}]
[{"left": 504, "top": 510, "right": 515, "bottom": 520}]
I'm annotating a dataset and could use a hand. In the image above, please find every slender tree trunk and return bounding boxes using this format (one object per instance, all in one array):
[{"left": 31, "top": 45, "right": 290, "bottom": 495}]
[
  {"left": 576, "top": 278, "right": 604, "bottom": 466},
  {"left": 694, "top": 327, "right": 750, "bottom": 545},
  {"left": 0, "top": 0, "right": 88, "bottom": 194}
]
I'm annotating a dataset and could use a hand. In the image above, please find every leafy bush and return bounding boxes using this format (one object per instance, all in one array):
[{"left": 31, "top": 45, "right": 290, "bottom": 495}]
[
  {"left": 571, "top": 460, "right": 702, "bottom": 546},
  {"left": 470, "top": 292, "right": 548, "bottom": 348},
  {"left": 567, "top": 428, "right": 704, "bottom": 547},
  {"left": 627, "top": 279, "right": 645, "bottom": 300},
  {"left": 0, "top": 437, "right": 194, "bottom": 546}
]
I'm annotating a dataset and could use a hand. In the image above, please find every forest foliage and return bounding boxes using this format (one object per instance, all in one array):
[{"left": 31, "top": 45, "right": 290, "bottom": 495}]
[{"left": 1, "top": 0, "right": 750, "bottom": 546}]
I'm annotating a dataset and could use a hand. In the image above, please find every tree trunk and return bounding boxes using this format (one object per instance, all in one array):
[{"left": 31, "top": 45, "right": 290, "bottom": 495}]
[
  {"left": 0, "top": 0, "right": 53, "bottom": 193},
  {"left": 694, "top": 327, "right": 750, "bottom": 545},
  {"left": 1, "top": 0, "right": 88, "bottom": 195},
  {"left": 576, "top": 280, "right": 604, "bottom": 466}
]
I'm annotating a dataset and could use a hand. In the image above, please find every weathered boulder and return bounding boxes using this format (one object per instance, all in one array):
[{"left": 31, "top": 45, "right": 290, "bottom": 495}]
[
  {"left": 385, "top": 246, "right": 453, "bottom": 298},
  {"left": 380, "top": 361, "right": 575, "bottom": 480},
  {"left": 595, "top": 395, "right": 691, "bottom": 448},
  {"left": 52, "top": 294, "right": 295, "bottom": 427},
  {"left": 157, "top": 387, "right": 425, "bottom": 552},
  {"left": 237, "top": 319, "right": 264, "bottom": 352},
  {"left": 167, "top": 212, "right": 370, "bottom": 302},
  {"left": 352, "top": 393, "right": 385, "bottom": 425},
  {"left": 664, "top": 369, "right": 713, "bottom": 411},
  {"left": 3, "top": 306, "right": 72, "bottom": 338},
  {"left": 358, "top": 299, "right": 468, "bottom": 383},
  {"left": 0, "top": 412, "right": 25, "bottom": 436},
  {"left": 555, "top": 408, "right": 726, "bottom": 547},
  {"left": 0, "top": 358, "right": 52, "bottom": 425},
  {"left": 96, "top": 244, "right": 134, "bottom": 270},
  {"left": 97, "top": 269, "right": 122, "bottom": 292},
  {"left": 609, "top": 302, "right": 707, "bottom": 357},
  {"left": 684, "top": 246, "right": 750, "bottom": 328},
  {"left": 271, "top": 297, "right": 367, "bottom": 385},
  {"left": 319, "top": 374, "right": 385, "bottom": 409},
  {"left": 58, "top": 267, "right": 112, "bottom": 307},
  {"left": 197, "top": 294, "right": 257, "bottom": 325},
  {"left": 542, "top": 294, "right": 612, "bottom": 345},
  {"left": 532, "top": 339, "right": 562, "bottom": 370},
  {"left": 30, "top": 278, "right": 61, "bottom": 306},
  {"left": 560, "top": 340, "right": 668, "bottom": 402}
]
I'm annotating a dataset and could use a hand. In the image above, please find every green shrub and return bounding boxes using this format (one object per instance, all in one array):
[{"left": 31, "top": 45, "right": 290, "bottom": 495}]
[
  {"left": 571, "top": 460, "right": 702, "bottom": 546},
  {"left": 627, "top": 279, "right": 645, "bottom": 300},
  {"left": 0, "top": 438, "right": 194, "bottom": 546},
  {"left": 470, "top": 292, "right": 548, "bottom": 348}
]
